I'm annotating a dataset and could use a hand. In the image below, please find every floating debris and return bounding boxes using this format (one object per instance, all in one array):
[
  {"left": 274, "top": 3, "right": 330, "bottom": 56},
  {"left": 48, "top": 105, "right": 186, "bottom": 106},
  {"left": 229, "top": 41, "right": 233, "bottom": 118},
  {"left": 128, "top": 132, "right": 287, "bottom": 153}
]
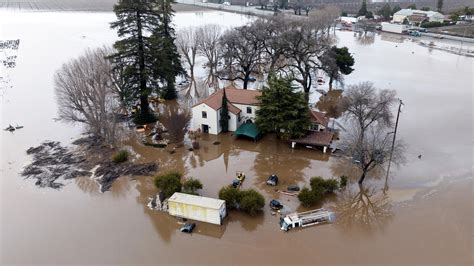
[{"left": 21, "top": 141, "right": 89, "bottom": 189}]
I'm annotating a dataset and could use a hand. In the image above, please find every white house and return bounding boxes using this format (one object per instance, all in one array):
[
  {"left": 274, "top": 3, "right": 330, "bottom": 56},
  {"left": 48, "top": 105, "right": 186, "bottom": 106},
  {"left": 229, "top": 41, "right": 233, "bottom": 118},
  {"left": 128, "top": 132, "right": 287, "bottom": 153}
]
[
  {"left": 393, "top": 9, "right": 445, "bottom": 24},
  {"left": 191, "top": 86, "right": 261, "bottom": 135}
]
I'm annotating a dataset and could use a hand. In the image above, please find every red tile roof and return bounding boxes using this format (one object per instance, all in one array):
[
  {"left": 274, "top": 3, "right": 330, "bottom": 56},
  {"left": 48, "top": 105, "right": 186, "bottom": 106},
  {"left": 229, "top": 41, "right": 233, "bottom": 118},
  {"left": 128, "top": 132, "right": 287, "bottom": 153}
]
[
  {"left": 310, "top": 110, "right": 329, "bottom": 127},
  {"left": 193, "top": 86, "right": 261, "bottom": 115}
]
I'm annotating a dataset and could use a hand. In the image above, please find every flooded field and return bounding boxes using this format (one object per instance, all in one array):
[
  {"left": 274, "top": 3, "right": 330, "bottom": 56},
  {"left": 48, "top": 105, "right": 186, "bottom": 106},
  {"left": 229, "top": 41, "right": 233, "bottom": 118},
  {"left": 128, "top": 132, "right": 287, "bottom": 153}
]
[{"left": 1, "top": 8, "right": 473, "bottom": 265}]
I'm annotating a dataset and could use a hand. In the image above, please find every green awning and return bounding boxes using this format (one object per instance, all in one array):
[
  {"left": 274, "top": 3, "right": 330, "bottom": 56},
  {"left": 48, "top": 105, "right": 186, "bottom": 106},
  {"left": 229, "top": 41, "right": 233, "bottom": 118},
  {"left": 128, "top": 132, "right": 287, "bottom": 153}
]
[{"left": 234, "top": 123, "right": 261, "bottom": 141}]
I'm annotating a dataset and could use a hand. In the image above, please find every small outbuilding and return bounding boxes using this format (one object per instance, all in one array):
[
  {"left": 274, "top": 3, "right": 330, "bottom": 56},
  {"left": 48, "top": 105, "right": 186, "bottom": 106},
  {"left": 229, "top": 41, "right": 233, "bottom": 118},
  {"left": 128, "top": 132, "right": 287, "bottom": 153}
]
[
  {"left": 167, "top": 193, "right": 227, "bottom": 225},
  {"left": 290, "top": 131, "right": 334, "bottom": 153}
]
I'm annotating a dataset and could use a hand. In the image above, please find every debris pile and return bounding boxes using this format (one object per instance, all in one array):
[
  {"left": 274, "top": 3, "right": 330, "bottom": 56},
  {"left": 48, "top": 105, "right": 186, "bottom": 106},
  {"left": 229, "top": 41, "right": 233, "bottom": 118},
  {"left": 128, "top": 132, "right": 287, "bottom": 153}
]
[
  {"left": 21, "top": 141, "right": 89, "bottom": 189},
  {"left": 22, "top": 139, "right": 158, "bottom": 192}
]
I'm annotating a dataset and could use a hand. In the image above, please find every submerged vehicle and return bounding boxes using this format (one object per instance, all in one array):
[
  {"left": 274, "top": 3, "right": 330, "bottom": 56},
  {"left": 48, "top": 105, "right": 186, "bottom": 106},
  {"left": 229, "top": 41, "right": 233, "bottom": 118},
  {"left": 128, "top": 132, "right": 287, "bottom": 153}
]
[
  {"left": 266, "top": 174, "right": 278, "bottom": 186},
  {"left": 269, "top": 199, "right": 283, "bottom": 210},
  {"left": 180, "top": 223, "right": 196, "bottom": 233},
  {"left": 280, "top": 208, "right": 335, "bottom": 231},
  {"left": 232, "top": 172, "right": 246, "bottom": 188}
]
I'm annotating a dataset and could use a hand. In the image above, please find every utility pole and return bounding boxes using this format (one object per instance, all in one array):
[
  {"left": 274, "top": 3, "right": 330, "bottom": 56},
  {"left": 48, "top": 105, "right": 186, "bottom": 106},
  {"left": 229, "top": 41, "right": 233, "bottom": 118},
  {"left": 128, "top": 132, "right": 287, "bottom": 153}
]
[{"left": 383, "top": 99, "right": 403, "bottom": 194}]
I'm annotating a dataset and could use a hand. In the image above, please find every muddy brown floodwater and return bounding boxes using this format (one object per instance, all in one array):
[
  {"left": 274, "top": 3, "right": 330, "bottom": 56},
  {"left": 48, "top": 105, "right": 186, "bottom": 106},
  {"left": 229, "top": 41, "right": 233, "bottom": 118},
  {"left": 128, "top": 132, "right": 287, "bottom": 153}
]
[{"left": 1, "top": 8, "right": 473, "bottom": 265}]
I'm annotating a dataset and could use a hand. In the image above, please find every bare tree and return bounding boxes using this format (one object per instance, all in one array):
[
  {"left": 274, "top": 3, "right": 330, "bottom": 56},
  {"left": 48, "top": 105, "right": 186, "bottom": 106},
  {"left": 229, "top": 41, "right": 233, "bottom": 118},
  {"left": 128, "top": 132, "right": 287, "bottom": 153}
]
[
  {"left": 341, "top": 122, "right": 404, "bottom": 184},
  {"left": 176, "top": 27, "right": 200, "bottom": 98},
  {"left": 339, "top": 82, "right": 397, "bottom": 142},
  {"left": 218, "top": 24, "right": 265, "bottom": 90},
  {"left": 160, "top": 102, "right": 191, "bottom": 144},
  {"left": 254, "top": 16, "right": 288, "bottom": 74},
  {"left": 54, "top": 47, "right": 120, "bottom": 146},
  {"left": 280, "top": 17, "right": 334, "bottom": 100},
  {"left": 197, "top": 24, "right": 222, "bottom": 92}
]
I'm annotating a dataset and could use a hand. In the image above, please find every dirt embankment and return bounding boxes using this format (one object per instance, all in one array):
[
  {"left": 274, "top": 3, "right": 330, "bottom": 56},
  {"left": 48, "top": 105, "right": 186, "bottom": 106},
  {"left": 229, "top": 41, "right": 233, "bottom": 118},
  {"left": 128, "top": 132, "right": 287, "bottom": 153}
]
[{"left": 21, "top": 137, "right": 157, "bottom": 192}]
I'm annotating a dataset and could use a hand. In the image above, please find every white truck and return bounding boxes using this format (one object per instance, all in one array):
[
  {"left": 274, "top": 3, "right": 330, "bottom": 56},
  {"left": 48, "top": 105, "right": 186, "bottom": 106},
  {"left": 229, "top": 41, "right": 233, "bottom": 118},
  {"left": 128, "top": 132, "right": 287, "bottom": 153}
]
[
  {"left": 381, "top": 22, "right": 409, "bottom": 34},
  {"left": 280, "top": 208, "right": 335, "bottom": 231}
]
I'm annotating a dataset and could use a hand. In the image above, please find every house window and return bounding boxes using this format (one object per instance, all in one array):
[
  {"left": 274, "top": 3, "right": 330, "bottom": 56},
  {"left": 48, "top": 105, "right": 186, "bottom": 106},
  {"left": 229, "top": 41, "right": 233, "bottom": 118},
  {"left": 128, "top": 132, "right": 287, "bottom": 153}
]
[
  {"left": 246, "top": 107, "right": 252, "bottom": 114},
  {"left": 202, "top": 111, "right": 207, "bottom": 119},
  {"left": 238, "top": 114, "right": 241, "bottom": 122}
]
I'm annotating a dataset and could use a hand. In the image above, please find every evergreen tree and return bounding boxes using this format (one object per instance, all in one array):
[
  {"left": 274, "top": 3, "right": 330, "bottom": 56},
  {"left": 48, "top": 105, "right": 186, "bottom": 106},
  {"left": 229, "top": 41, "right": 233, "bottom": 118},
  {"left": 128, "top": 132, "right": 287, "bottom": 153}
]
[
  {"left": 357, "top": 0, "right": 368, "bottom": 17},
  {"left": 256, "top": 76, "right": 310, "bottom": 139},
  {"left": 110, "top": 0, "right": 162, "bottom": 124},
  {"left": 407, "top": 4, "right": 417, "bottom": 10},
  {"left": 437, "top": 0, "right": 443, "bottom": 13},
  {"left": 155, "top": 0, "right": 184, "bottom": 100},
  {"left": 380, "top": 3, "right": 392, "bottom": 20},
  {"left": 392, "top": 5, "right": 401, "bottom": 15},
  {"left": 321, "top": 46, "right": 355, "bottom": 90},
  {"left": 219, "top": 89, "right": 230, "bottom": 132}
]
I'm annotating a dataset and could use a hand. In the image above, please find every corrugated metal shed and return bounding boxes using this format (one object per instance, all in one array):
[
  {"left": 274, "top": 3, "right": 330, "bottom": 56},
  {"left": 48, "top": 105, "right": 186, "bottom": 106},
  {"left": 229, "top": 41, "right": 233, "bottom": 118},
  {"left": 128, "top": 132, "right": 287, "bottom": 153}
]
[{"left": 168, "top": 193, "right": 225, "bottom": 210}]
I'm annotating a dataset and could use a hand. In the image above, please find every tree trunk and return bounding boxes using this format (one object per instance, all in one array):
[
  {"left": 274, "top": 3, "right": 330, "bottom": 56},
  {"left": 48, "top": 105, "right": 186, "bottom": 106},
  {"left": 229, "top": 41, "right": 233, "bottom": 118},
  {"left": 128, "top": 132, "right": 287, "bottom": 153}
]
[
  {"left": 358, "top": 170, "right": 367, "bottom": 185},
  {"left": 329, "top": 75, "right": 334, "bottom": 90},
  {"left": 136, "top": 11, "right": 149, "bottom": 119},
  {"left": 243, "top": 72, "right": 250, "bottom": 90}
]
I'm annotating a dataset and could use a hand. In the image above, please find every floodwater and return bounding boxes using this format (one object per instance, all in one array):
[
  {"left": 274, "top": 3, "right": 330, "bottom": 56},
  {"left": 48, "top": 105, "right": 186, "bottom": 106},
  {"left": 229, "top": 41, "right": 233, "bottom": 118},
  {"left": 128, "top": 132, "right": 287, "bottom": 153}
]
[{"left": 1, "top": 8, "right": 473, "bottom": 265}]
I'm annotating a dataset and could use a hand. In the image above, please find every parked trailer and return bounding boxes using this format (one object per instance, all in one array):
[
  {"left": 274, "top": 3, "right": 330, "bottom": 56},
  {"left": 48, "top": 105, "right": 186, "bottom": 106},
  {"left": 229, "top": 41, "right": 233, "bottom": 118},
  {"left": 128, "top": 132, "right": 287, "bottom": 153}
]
[
  {"left": 280, "top": 208, "right": 335, "bottom": 231},
  {"left": 168, "top": 193, "right": 227, "bottom": 225},
  {"left": 381, "top": 22, "right": 409, "bottom": 34}
]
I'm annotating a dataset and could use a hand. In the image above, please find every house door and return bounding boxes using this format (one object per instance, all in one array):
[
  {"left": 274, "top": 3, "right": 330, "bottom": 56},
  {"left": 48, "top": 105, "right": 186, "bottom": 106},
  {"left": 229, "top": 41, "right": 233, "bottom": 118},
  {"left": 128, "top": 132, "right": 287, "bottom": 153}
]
[{"left": 202, "top": 124, "right": 209, "bottom": 133}]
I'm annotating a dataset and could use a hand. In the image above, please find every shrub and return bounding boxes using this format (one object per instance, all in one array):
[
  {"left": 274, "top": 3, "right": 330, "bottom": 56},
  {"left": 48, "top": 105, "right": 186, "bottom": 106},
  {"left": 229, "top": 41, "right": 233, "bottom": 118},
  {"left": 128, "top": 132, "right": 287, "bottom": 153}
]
[
  {"left": 239, "top": 189, "right": 265, "bottom": 216},
  {"left": 112, "top": 150, "right": 129, "bottom": 164},
  {"left": 310, "top": 177, "right": 339, "bottom": 193},
  {"left": 420, "top": 21, "right": 451, "bottom": 28},
  {"left": 182, "top": 178, "right": 203, "bottom": 195},
  {"left": 339, "top": 175, "right": 348, "bottom": 189},
  {"left": 218, "top": 186, "right": 241, "bottom": 209},
  {"left": 298, "top": 187, "right": 319, "bottom": 207},
  {"left": 218, "top": 187, "right": 265, "bottom": 215},
  {"left": 299, "top": 177, "right": 341, "bottom": 206},
  {"left": 322, "top": 179, "right": 339, "bottom": 193},
  {"left": 154, "top": 172, "right": 182, "bottom": 198}
]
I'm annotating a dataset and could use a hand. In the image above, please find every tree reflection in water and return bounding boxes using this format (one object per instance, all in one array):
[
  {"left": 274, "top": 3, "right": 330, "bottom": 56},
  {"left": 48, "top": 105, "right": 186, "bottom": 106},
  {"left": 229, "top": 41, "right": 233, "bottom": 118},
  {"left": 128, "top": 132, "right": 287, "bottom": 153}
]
[
  {"left": 335, "top": 183, "right": 393, "bottom": 233},
  {"left": 355, "top": 31, "right": 375, "bottom": 46}
]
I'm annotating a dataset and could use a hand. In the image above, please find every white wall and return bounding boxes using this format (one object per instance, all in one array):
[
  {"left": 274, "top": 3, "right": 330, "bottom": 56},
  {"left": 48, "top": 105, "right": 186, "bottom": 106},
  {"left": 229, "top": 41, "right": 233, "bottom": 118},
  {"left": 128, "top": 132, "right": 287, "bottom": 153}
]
[
  {"left": 233, "top": 104, "right": 259, "bottom": 124},
  {"left": 392, "top": 14, "right": 406, "bottom": 23},
  {"left": 216, "top": 108, "right": 238, "bottom": 132},
  {"left": 429, "top": 14, "right": 445, "bottom": 23},
  {"left": 192, "top": 103, "right": 259, "bottom": 135},
  {"left": 191, "top": 103, "right": 219, "bottom": 135}
]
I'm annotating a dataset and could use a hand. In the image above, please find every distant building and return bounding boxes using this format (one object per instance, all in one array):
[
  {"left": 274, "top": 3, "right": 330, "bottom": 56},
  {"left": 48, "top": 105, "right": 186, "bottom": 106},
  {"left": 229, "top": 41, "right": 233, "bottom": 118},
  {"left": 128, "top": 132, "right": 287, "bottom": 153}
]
[
  {"left": 191, "top": 86, "right": 261, "bottom": 135},
  {"left": 392, "top": 9, "right": 445, "bottom": 24}
]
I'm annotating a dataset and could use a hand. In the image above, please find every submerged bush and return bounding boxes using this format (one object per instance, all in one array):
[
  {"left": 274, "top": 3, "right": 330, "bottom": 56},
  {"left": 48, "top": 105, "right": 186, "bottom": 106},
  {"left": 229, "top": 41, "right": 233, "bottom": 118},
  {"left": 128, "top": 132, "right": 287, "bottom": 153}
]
[
  {"left": 239, "top": 189, "right": 265, "bottom": 216},
  {"left": 339, "top": 175, "right": 348, "bottom": 189},
  {"left": 218, "top": 187, "right": 265, "bottom": 215},
  {"left": 298, "top": 187, "right": 320, "bottom": 207},
  {"left": 182, "top": 178, "right": 203, "bottom": 195},
  {"left": 298, "top": 177, "right": 341, "bottom": 207},
  {"left": 218, "top": 186, "right": 241, "bottom": 209},
  {"left": 112, "top": 150, "right": 129, "bottom": 164},
  {"left": 154, "top": 171, "right": 182, "bottom": 198}
]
